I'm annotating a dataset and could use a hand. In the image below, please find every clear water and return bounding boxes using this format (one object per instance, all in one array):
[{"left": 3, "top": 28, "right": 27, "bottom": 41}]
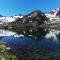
[{"left": 0, "top": 28, "right": 60, "bottom": 60}]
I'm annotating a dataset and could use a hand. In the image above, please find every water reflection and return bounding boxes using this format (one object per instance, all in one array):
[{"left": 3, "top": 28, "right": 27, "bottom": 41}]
[
  {"left": 11, "top": 28, "right": 49, "bottom": 40},
  {"left": 0, "top": 29, "right": 16, "bottom": 36},
  {"left": 11, "top": 28, "right": 60, "bottom": 41},
  {"left": 0, "top": 28, "right": 60, "bottom": 60}
]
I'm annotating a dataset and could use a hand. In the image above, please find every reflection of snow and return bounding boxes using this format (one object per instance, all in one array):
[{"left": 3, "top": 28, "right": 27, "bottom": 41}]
[
  {"left": 45, "top": 29, "right": 60, "bottom": 43},
  {"left": 45, "top": 31, "right": 57, "bottom": 40},
  {"left": 0, "top": 29, "right": 16, "bottom": 36},
  {"left": 28, "top": 35, "right": 32, "bottom": 37},
  {"left": 13, "top": 34, "right": 24, "bottom": 37},
  {"left": 0, "top": 29, "right": 25, "bottom": 37}
]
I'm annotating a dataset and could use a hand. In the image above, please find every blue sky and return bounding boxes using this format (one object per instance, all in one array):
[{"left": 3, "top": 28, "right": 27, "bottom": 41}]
[{"left": 0, "top": 0, "right": 60, "bottom": 16}]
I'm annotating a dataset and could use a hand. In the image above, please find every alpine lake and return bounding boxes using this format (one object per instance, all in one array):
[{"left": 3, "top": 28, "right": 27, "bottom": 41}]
[{"left": 0, "top": 27, "right": 60, "bottom": 60}]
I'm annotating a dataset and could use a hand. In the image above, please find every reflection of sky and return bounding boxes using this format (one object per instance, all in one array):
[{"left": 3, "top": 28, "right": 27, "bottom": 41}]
[{"left": 1, "top": 36, "right": 60, "bottom": 54}]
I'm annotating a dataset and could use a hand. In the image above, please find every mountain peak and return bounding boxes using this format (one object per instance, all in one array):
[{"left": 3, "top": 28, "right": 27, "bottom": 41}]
[
  {"left": 15, "top": 14, "right": 22, "bottom": 16},
  {"left": 53, "top": 8, "right": 60, "bottom": 12},
  {"left": 31, "top": 10, "right": 44, "bottom": 14},
  {"left": 48, "top": 8, "right": 60, "bottom": 16}
]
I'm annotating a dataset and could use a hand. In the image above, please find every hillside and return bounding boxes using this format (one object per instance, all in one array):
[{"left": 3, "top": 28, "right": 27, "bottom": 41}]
[{"left": 7, "top": 10, "right": 48, "bottom": 28}]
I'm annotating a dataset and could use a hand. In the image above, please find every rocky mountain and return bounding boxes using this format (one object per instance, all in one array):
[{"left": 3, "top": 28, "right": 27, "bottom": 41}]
[
  {"left": 1, "top": 8, "right": 60, "bottom": 28},
  {"left": 22, "top": 10, "right": 48, "bottom": 23},
  {"left": 56, "top": 8, "right": 60, "bottom": 17},
  {"left": 49, "top": 8, "right": 60, "bottom": 17},
  {"left": 7, "top": 10, "right": 48, "bottom": 28},
  {"left": 45, "top": 8, "right": 60, "bottom": 23}
]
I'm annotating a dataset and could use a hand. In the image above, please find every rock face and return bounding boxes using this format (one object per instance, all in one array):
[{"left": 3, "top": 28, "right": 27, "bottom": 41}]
[
  {"left": 22, "top": 10, "right": 48, "bottom": 24},
  {"left": 7, "top": 10, "right": 48, "bottom": 28},
  {"left": 48, "top": 8, "right": 60, "bottom": 17},
  {"left": 45, "top": 8, "right": 60, "bottom": 22},
  {"left": 56, "top": 9, "right": 60, "bottom": 17}
]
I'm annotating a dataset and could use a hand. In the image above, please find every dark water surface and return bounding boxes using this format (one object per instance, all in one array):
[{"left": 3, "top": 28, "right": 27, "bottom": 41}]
[{"left": 0, "top": 28, "right": 60, "bottom": 60}]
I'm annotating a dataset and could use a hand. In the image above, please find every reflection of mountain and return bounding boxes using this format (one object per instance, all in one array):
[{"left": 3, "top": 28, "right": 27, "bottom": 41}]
[
  {"left": 0, "top": 29, "right": 16, "bottom": 36},
  {"left": 0, "top": 27, "right": 60, "bottom": 41},
  {"left": 56, "top": 33, "right": 60, "bottom": 40},
  {"left": 24, "top": 28, "right": 48, "bottom": 40},
  {"left": 45, "top": 29, "right": 60, "bottom": 43},
  {"left": 1, "top": 28, "right": 60, "bottom": 60},
  {"left": 11, "top": 27, "right": 48, "bottom": 40},
  {"left": 11, "top": 28, "right": 60, "bottom": 41}
]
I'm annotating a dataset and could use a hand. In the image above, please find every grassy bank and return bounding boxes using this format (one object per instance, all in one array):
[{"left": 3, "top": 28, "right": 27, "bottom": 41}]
[{"left": 0, "top": 42, "right": 18, "bottom": 60}]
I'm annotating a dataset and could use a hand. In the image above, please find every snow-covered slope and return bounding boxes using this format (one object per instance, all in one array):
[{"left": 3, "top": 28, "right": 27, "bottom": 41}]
[
  {"left": 45, "top": 8, "right": 60, "bottom": 23},
  {"left": 0, "top": 15, "right": 23, "bottom": 25}
]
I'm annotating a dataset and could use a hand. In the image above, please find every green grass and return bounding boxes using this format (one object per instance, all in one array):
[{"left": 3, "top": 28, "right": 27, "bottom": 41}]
[{"left": 0, "top": 42, "right": 18, "bottom": 60}]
